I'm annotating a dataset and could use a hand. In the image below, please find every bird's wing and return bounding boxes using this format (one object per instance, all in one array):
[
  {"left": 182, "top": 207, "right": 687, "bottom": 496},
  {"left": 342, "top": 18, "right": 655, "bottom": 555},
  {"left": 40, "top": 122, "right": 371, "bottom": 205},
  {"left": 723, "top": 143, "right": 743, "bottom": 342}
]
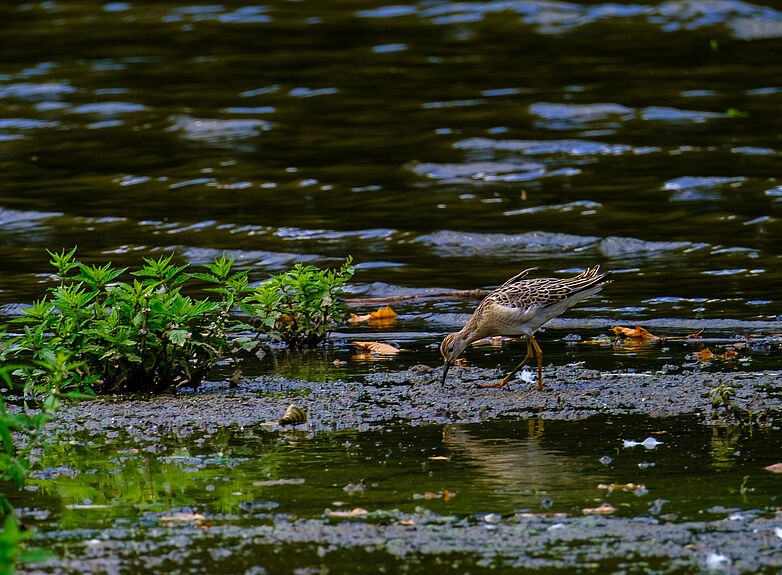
[
  {"left": 497, "top": 267, "right": 538, "bottom": 289},
  {"left": 489, "top": 268, "right": 609, "bottom": 310}
]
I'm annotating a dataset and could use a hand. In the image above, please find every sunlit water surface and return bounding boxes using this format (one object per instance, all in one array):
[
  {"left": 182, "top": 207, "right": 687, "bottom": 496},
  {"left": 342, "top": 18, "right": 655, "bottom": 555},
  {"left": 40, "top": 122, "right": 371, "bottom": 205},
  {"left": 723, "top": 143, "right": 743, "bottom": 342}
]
[
  {"left": 13, "top": 415, "right": 782, "bottom": 572},
  {"left": 2, "top": 1, "right": 781, "bottom": 379},
  {"left": 2, "top": 2, "right": 782, "bottom": 570}
]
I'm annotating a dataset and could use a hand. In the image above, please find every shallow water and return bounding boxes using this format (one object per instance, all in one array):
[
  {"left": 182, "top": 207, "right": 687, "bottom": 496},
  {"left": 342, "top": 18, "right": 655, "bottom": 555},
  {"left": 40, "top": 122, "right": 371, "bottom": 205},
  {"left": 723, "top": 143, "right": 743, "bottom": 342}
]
[
  {"left": 2, "top": 1, "right": 782, "bottom": 379},
  {"left": 2, "top": 3, "right": 782, "bottom": 568},
  {"left": 11, "top": 414, "right": 782, "bottom": 572}
]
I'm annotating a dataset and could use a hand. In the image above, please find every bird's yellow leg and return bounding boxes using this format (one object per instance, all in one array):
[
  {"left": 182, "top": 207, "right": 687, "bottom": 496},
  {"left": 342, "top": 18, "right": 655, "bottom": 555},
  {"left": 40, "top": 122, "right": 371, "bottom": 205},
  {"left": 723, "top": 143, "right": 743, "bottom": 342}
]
[
  {"left": 530, "top": 335, "right": 544, "bottom": 391},
  {"left": 478, "top": 337, "right": 533, "bottom": 389}
]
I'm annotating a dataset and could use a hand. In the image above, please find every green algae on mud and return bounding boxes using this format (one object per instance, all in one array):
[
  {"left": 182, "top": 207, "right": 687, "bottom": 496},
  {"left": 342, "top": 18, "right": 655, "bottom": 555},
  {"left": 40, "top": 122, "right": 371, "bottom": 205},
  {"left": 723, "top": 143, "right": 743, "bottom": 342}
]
[{"left": 12, "top": 367, "right": 782, "bottom": 574}]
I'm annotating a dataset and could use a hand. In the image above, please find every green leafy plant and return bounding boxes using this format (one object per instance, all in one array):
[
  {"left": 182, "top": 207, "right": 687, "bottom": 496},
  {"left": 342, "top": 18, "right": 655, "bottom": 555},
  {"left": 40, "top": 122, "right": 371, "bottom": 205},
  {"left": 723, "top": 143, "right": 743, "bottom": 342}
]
[
  {"left": 4, "top": 250, "right": 244, "bottom": 394},
  {"left": 241, "top": 258, "right": 354, "bottom": 349},
  {"left": 0, "top": 363, "right": 60, "bottom": 575},
  {"left": 710, "top": 382, "right": 736, "bottom": 410},
  {"left": 2, "top": 250, "right": 355, "bottom": 395}
]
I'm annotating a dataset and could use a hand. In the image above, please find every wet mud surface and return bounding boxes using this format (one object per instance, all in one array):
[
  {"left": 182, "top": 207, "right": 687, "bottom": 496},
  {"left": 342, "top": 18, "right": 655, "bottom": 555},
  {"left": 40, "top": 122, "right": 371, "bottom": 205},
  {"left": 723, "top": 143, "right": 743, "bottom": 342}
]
[
  {"left": 56, "top": 365, "right": 782, "bottom": 436},
  {"left": 24, "top": 508, "right": 782, "bottom": 574},
  {"left": 26, "top": 367, "right": 781, "bottom": 574}
]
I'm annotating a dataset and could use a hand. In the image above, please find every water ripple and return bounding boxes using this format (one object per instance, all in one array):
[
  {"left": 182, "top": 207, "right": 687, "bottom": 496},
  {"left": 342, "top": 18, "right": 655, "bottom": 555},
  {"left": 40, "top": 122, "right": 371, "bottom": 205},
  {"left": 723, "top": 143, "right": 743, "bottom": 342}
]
[
  {"left": 455, "top": 137, "right": 659, "bottom": 157},
  {"left": 356, "top": 0, "right": 782, "bottom": 39},
  {"left": 409, "top": 161, "right": 578, "bottom": 183},
  {"left": 0, "top": 207, "right": 63, "bottom": 231},
  {"left": 663, "top": 177, "right": 747, "bottom": 202},
  {"left": 180, "top": 247, "right": 321, "bottom": 270},
  {"left": 168, "top": 115, "right": 274, "bottom": 143},
  {"left": 413, "top": 230, "right": 599, "bottom": 256},
  {"left": 0, "top": 81, "right": 76, "bottom": 101}
]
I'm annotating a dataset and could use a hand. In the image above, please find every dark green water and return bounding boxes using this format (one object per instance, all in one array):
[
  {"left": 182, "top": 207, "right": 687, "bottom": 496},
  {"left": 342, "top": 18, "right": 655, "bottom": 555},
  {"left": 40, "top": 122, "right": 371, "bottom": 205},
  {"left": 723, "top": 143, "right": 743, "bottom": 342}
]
[
  {"left": 2, "top": 1, "right": 782, "bottom": 375},
  {"left": 2, "top": 2, "right": 782, "bottom": 571},
  {"left": 23, "top": 415, "right": 781, "bottom": 524},
  {"left": 11, "top": 415, "right": 782, "bottom": 573}
]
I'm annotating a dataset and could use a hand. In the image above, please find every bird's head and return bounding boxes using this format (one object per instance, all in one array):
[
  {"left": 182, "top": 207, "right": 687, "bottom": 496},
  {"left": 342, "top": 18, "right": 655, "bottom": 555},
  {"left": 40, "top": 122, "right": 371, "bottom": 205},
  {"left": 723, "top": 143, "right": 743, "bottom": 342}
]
[{"left": 439, "top": 331, "right": 467, "bottom": 385}]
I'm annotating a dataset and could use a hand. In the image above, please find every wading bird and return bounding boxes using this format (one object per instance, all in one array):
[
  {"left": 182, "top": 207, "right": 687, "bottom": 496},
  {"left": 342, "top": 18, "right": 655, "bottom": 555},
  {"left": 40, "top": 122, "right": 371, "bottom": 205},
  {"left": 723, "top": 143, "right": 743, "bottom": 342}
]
[{"left": 440, "top": 266, "right": 612, "bottom": 390}]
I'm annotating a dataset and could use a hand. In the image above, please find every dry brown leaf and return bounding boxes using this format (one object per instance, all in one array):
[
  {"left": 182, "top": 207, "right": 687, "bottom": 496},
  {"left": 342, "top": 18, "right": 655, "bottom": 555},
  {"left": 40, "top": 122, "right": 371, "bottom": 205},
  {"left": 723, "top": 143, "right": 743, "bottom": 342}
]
[
  {"left": 159, "top": 513, "right": 205, "bottom": 522},
  {"left": 597, "top": 483, "right": 646, "bottom": 492},
  {"left": 352, "top": 341, "right": 401, "bottom": 355},
  {"left": 612, "top": 325, "right": 660, "bottom": 340},
  {"left": 328, "top": 507, "right": 368, "bottom": 518},
  {"left": 453, "top": 358, "right": 468, "bottom": 366},
  {"left": 582, "top": 503, "right": 617, "bottom": 516},
  {"left": 764, "top": 463, "right": 782, "bottom": 473},
  {"left": 349, "top": 313, "right": 372, "bottom": 323},
  {"left": 398, "top": 519, "right": 416, "bottom": 526},
  {"left": 428, "top": 456, "right": 450, "bottom": 461}
]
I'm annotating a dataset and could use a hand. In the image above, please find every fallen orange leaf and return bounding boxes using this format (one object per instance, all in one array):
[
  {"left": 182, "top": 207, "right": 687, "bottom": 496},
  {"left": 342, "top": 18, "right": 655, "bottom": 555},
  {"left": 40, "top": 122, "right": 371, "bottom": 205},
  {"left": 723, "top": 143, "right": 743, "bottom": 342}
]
[
  {"left": 370, "top": 305, "right": 397, "bottom": 319},
  {"left": 583, "top": 503, "right": 617, "bottom": 516},
  {"left": 612, "top": 325, "right": 660, "bottom": 340},
  {"left": 694, "top": 348, "right": 738, "bottom": 361},
  {"left": 352, "top": 341, "right": 401, "bottom": 355},
  {"left": 349, "top": 306, "right": 398, "bottom": 323}
]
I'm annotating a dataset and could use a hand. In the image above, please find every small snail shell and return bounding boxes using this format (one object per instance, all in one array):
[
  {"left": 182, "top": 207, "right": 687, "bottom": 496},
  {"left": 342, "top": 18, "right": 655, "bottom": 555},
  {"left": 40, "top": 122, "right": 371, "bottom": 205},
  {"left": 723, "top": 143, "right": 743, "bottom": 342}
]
[{"left": 279, "top": 404, "right": 307, "bottom": 426}]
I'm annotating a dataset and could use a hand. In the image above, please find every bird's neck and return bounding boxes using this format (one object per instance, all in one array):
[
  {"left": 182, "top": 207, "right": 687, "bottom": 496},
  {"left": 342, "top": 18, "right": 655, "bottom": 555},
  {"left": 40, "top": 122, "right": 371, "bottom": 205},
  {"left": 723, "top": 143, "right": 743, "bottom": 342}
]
[{"left": 457, "top": 318, "right": 491, "bottom": 346}]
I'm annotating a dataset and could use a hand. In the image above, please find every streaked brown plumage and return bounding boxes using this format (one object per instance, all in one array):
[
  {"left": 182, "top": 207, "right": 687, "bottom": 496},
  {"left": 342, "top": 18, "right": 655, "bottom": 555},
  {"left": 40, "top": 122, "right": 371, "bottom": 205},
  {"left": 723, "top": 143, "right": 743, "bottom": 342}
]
[{"left": 440, "top": 266, "right": 613, "bottom": 390}]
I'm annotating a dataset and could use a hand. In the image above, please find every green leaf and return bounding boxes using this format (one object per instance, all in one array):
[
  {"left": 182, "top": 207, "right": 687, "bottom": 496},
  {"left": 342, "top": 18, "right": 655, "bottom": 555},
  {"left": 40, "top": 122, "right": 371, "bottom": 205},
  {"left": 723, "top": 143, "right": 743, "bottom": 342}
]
[
  {"left": 167, "top": 329, "right": 189, "bottom": 346},
  {"left": 18, "top": 548, "right": 57, "bottom": 564},
  {"left": 188, "top": 272, "right": 220, "bottom": 284}
]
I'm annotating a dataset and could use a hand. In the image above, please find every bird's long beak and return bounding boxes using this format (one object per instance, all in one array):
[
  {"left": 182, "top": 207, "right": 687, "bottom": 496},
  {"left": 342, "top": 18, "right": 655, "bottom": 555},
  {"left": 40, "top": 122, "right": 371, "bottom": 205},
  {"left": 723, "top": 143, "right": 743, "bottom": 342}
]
[{"left": 440, "top": 360, "right": 451, "bottom": 386}]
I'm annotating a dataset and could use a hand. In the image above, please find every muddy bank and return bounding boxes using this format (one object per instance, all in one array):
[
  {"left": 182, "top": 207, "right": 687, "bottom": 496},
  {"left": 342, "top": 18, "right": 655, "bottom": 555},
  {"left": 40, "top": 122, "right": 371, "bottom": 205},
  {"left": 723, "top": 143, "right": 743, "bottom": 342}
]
[
  {"left": 20, "top": 367, "right": 782, "bottom": 574},
  {"left": 24, "top": 508, "right": 782, "bottom": 574},
  {"left": 54, "top": 365, "right": 782, "bottom": 436}
]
